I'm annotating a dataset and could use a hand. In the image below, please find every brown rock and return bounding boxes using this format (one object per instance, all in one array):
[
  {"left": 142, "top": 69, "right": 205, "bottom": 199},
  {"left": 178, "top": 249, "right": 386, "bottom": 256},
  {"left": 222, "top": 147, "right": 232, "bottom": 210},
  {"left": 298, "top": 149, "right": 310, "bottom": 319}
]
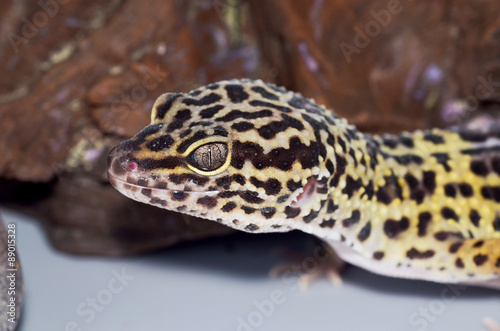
[
  {"left": 248, "top": 0, "right": 500, "bottom": 132},
  {"left": 0, "top": 0, "right": 257, "bottom": 254}
]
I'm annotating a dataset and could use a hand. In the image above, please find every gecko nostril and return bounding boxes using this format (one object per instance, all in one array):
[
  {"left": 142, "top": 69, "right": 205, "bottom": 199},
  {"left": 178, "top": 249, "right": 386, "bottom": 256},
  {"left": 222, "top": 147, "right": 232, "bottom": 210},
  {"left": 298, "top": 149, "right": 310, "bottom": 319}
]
[{"left": 128, "top": 161, "right": 138, "bottom": 171}]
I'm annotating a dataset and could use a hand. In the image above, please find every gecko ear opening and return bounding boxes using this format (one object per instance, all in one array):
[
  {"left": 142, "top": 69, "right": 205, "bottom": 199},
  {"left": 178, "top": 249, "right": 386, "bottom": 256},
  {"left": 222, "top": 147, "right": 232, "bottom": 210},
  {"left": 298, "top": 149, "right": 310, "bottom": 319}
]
[{"left": 291, "top": 177, "right": 319, "bottom": 207}]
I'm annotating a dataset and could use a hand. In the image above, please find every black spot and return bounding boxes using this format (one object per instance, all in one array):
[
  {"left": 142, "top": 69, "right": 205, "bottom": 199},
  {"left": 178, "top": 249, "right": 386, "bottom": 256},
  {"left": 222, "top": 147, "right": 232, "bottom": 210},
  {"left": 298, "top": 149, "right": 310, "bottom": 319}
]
[
  {"left": 495, "top": 257, "right": 500, "bottom": 268},
  {"left": 277, "top": 195, "right": 290, "bottom": 203},
  {"left": 449, "top": 242, "right": 463, "bottom": 253},
  {"left": 441, "top": 207, "right": 459, "bottom": 221},
  {"left": 382, "top": 137, "right": 397, "bottom": 149},
  {"left": 303, "top": 210, "right": 319, "bottom": 223},
  {"left": 423, "top": 133, "right": 445, "bottom": 144},
  {"left": 216, "top": 176, "right": 232, "bottom": 189},
  {"left": 213, "top": 126, "right": 229, "bottom": 137},
  {"left": 258, "top": 121, "right": 289, "bottom": 139},
  {"left": 337, "top": 136, "right": 347, "bottom": 152},
  {"left": 251, "top": 86, "right": 279, "bottom": 100},
  {"left": 196, "top": 196, "right": 218, "bottom": 208},
  {"left": 431, "top": 153, "right": 451, "bottom": 172},
  {"left": 137, "top": 178, "right": 148, "bottom": 187},
  {"left": 376, "top": 188, "right": 393, "bottom": 205},
  {"left": 156, "top": 182, "right": 167, "bottom": 189},
  {"left": 383, "top": 217, "right": 410, "bottom": 238},
  {"left": 183, "top": 92, "right": 222, "bottom": 106},
  {"left": 287, "top": 179, "right": 302, "bottom": 192},
  {"left": 221, "top": 202, "right": 237, "bottom": 212},
  {"left": 206, "top": 83, "right": 219, "bottom": 90},
  {"left": 406, "top": 248, "right": 435, "bottom": 259},
  {"left": 342, "top": 175, "right": 363, "bottom": 198},
  {"left": 188, "top": 90, "right": 202, "bottom": 97},
  {"left": 473, "top": 240, "right": 484, "bottom": 248},
  {"left": 320, "top": 219, "right": 336, "bottom": 228},
  {"left": 325, "top": 159, "right": 334, "bottom": 174},
  {"left": 470, "top": 160, "right": 489, "bottom": 176},
  {"left": 481, "top": 186, "right": 500, "bottom": 202},
  {"left": 172, "top": 191, "right": 188, "bottom": 201},
  {"left": 357, "top": 222, "right": 371, "bottom": 241},
  {"left": 155, "top": 93, "right": 182, "bottom": 119},
  {"left": 326, "top": 200, "right": 338, "bottom": 213},
  {"left": 249, "top": 100, "right": 292, "bottom": 113},
  {"left": 216, "top": 109, "right": 273, "bottom": 122},
  {"left": 342, "top": 210, "right": 361, "bottom": 227},
  {"left": 146, "top": 135, "right": 175, "bottom": 152},
  {"left": 241, "top": 206, "right": 257, "bottom": 214},
  {"left": 141, "top": 188, "right": 152, "bottom": 197},
  {"left": 245, "top": 224, "right": 259, "bottom": 231},
  {"left": 189, "top": 121, "right": 214, "bottom": 128},
  {"left": 361, "top": 181, "right": 374, "bottom": 200},
  {"left": 232, "top": 174, "right": 246, "bottom": 185},
  {"left": 150, "top": 197, "right": 167, "bottom": 206},
  {"left": 231, "top": 121, "right": 255, "bottom": 132},
  {"left": 373, "top": 251, "right": 384, "bottom": 260},
  {"left": 250, "top": 177, "right": 282, "bottom": 195},
  {"left": 444, "top": 183, "right": 456, "bottom": 197},
  {"left": 261, "top": 207, "right": 276, "bottom": 219},
  {"left": 417, "top": 212, "right": 432, "bottom": 237},
  {"left": 239, "top": 191, "right": 264, "bottom": 204},
  {"left": 399, "top": 135, "right": 414, "bottom": 148},
  {"left": 200, "top": 105, "right": 224, "bottom": 118},
  {"left": 494, "top": 217, "right": 500, "bottom": 231},
  {"left": 458, "top": 183, "right": 473, "bottom": 197},
  {"left": 404, "top": 173, "right": 419, "bottom": 188},
  {"left": 285, "top": 206, "right": 301, "bottom": 218},
  {"left": 473, "top": 254, "right": 488, "bottom": 266},
  {"left": 348, "top": 149, "right": 358, "bottom": 167},
  {"left": 179, "top": 128, "right": 192, "bottom": 138},
  {"left": 330, "top": 155, "right": 346, "bottom": 187},
  {"left": 422, "top": 171, "right": 436, "bottom": 194},
  {"left": 392, "top": 154, "right": 424, "bottom": 165},
  {"left": 455, "top": 257, "right": 465, "bottom": 268},
  {"left": 225, "top": 84, "right": 249, "bottom": 103},
  {"left": 469, "top": 209, "right": 481, "bottom": 227}
]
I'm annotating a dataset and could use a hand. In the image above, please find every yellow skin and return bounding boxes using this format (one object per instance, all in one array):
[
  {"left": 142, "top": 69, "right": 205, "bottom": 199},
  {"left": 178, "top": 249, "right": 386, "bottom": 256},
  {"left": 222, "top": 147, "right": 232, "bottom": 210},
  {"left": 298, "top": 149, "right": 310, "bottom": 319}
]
[{"left": 108, "top": 79, "right": 500, "bottom": 288}]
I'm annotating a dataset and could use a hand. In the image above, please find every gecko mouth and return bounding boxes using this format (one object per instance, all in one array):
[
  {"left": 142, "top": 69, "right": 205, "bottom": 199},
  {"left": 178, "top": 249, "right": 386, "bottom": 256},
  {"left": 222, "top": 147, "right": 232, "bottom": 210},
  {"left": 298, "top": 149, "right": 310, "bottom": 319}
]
[{"left": 107, "top": 173, "right": 220, "bottom": 195}]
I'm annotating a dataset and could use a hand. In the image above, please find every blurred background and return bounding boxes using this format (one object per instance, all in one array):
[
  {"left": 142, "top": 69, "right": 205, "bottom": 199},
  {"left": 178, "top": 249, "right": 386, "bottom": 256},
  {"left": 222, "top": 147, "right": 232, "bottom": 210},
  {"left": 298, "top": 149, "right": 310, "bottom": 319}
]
[{"left": 1, "top": 1, "right": 500, "bottom": 330}]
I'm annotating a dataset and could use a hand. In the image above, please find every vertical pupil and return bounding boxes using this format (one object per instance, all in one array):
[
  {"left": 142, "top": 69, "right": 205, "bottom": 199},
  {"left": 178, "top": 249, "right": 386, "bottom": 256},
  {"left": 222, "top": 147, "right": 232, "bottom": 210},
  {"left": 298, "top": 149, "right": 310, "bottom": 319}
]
[{"left": 193, "top": 143, "right": 227, "bottom": 170}]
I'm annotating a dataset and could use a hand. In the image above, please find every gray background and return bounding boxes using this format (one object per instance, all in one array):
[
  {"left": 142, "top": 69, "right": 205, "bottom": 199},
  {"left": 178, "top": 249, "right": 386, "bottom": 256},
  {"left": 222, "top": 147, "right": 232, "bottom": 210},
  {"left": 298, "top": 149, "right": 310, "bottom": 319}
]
[{"left": 2, "top": 207, "right": 498, "bottom": 331}]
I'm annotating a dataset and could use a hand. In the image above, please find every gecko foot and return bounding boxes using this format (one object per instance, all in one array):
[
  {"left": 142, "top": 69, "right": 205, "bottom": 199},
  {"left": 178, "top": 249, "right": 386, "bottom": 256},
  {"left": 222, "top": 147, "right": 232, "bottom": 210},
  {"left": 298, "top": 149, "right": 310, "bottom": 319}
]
[{"left": 269, "top": 240, "right": 346, "bottom": 291}]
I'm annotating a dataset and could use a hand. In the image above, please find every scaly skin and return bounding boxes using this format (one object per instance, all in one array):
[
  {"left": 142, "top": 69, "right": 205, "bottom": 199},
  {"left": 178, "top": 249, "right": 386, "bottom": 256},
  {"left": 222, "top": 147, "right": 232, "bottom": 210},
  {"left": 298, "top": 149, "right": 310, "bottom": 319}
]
[{"left": 108, "top": 79, "right": 500, "bottom": 288}]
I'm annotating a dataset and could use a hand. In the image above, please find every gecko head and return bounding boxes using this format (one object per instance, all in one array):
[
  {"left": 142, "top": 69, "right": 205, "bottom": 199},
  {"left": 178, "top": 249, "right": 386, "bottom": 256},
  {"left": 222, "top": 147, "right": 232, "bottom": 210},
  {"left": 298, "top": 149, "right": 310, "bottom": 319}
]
[{"left": 108, "top": 80, "right": 335, "bottom": 233}]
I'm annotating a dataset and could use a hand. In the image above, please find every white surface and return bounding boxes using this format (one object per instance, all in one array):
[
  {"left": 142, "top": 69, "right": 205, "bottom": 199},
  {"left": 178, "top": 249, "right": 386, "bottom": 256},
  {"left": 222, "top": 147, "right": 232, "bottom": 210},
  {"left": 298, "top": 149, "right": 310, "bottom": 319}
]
[{"left": 1, "top": 207, "right": 499, "bottom": 331}]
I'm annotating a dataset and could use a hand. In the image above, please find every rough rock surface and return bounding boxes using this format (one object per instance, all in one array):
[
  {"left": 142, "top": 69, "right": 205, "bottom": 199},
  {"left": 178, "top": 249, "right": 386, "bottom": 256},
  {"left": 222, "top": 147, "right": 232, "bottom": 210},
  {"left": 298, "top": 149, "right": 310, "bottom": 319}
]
[{"left": 0, "top": 0, "right": 499, "bottom": 254}]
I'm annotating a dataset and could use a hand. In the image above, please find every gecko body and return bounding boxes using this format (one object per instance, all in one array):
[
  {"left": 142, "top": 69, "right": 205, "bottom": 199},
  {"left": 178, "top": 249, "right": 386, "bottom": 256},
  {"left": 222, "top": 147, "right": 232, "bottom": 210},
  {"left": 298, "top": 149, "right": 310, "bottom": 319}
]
[{"left": 108, "top": 79, "right": 500, "bottom": 288}]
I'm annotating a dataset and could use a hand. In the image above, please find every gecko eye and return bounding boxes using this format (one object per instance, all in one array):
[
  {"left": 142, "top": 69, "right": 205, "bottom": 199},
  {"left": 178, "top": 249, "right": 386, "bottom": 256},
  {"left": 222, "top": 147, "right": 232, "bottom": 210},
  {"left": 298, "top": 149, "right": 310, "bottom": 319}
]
[{"left": 188, "top": 142, "right": 228, "bottom": 171}]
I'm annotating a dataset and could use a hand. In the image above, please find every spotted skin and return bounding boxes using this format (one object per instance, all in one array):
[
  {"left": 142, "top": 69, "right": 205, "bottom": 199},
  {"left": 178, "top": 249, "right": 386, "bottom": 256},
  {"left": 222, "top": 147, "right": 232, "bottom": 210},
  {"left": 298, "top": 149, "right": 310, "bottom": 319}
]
[{"left": 108, "top": 79, "right": 500, "bottom": 288}]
